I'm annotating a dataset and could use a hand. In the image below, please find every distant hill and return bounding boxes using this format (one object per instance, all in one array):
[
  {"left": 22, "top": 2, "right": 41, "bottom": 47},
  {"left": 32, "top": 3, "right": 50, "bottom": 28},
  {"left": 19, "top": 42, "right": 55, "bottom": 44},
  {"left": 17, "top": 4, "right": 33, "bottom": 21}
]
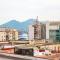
[{"left": 0, "top": 19, "right": 34, "bottom": 32}]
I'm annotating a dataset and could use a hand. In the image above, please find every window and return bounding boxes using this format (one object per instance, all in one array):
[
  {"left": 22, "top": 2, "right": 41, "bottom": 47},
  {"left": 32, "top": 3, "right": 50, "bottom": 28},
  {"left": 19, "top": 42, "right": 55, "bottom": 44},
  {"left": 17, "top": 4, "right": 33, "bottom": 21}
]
[{"left": 56, "top": 30, "right": 59, "bottom": 32}]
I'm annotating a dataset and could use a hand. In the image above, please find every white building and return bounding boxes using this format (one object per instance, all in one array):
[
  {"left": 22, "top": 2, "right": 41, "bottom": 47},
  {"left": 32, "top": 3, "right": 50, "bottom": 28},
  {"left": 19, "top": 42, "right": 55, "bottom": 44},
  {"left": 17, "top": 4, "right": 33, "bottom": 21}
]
[
  {"left": 28, "top": 25, "right": 34, "bottom": 40},
  {"left": 46, "top": 22, "right": 60, "bottom": 42}
]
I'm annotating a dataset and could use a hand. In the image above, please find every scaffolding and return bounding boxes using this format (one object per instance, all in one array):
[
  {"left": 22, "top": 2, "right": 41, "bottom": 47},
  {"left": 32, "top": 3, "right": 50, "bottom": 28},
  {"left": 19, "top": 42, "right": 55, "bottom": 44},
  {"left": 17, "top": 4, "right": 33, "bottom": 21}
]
[{"left": 33, "top": 16, "right": 41, "bottom": 40}]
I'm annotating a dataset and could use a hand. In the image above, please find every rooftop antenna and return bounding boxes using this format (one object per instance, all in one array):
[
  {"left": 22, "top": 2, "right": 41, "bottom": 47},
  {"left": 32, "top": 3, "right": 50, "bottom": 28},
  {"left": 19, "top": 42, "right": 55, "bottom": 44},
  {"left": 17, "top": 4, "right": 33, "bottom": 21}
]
[
  {"left": 34, "top": 16, "right": 39, "bottom": 25},
  {"left": 36, "top": 16, "right": 38, "bottom": 20},
  {"left": 36, "top": 16, "right": 38, "bottom": 23}
]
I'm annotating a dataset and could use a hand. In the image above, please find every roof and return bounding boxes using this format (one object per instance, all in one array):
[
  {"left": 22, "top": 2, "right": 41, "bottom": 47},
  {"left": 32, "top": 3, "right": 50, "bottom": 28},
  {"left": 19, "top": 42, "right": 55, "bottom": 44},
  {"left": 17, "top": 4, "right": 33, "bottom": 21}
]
[
  {"left": 50, "top": 21, "right": 60, "bottom": 25},
  {"left": 15, "top": 44, "right": 37, "bottom": 49}
]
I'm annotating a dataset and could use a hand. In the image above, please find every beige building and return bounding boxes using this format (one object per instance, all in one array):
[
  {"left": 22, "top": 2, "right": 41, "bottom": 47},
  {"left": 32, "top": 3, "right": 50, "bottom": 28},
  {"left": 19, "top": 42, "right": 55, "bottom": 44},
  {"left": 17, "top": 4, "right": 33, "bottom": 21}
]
[{"left": 0, "top": 28, "right": 18, "bottom": 41}]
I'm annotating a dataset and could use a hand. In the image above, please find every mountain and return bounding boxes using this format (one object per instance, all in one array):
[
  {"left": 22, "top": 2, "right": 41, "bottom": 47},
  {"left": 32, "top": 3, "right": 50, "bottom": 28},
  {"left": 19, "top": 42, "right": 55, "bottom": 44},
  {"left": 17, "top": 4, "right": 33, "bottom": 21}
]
[{"left": 0, "top": 19, "right": 34, "bottom": 32}]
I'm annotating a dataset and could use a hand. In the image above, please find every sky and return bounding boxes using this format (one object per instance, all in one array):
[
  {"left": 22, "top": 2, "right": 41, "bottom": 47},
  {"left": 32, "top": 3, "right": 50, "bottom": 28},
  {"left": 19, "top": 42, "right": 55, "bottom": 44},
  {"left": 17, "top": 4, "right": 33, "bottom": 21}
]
[{"left": 0, "top": 0, "right": 60, "bottom": 25}]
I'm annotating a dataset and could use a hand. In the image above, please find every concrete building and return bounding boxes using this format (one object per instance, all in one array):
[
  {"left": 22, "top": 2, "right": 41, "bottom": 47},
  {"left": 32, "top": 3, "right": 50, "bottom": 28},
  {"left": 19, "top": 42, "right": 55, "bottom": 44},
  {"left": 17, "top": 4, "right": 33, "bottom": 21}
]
[
  {"left": 28, "top": 17, "right": 46, "bottom": 40},
  {"left": 41, "top": 24, "right": 46, "bottom": 39},
  {"left": 33, "top": 22, "right": 41, "bottom": 40},
  {"left": 46, "top": 22, "right": 60, "bottom": 42},
  {"left": 28, "top": 21, "right": 60, "bottom": 42},
  {"left": 28, "top": 25, "right": 34, "bottom": 40},
  {"left": 28, "top": 16, "right": 42, "bottom": 40},
  {"left": 0, "top": 28, "right": 18, "bottom": 41}
]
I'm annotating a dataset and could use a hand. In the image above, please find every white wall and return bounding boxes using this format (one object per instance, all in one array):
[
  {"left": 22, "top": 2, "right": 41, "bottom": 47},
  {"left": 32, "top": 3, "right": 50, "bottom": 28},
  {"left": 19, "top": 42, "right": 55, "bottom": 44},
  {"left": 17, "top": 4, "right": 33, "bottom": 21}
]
[
  {"left": 49, "top": 25, "right": 59, "bottom": 30},
  {"left": 28, "top": 25, "right": 34, "bottom": 40},
  {"left": 46, "top": 22, "right": 59, "bottom": 40},
  {"left": 46, "top": 22, "right": 49, "bottom": 39}
]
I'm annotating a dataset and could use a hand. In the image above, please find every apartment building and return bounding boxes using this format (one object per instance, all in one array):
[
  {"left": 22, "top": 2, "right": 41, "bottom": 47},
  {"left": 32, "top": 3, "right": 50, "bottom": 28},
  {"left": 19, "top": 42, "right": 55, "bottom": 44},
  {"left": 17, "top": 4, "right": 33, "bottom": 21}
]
[{"left": 0, "top": 28, "right": 18, "bottom": 41}]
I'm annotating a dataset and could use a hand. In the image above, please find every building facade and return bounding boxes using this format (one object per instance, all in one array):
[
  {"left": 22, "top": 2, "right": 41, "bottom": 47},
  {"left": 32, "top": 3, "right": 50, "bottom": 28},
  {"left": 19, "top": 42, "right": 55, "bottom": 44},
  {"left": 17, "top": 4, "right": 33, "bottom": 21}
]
[
  {"left": 41, "top": 24, "right": 46, "bottom": 39},
  {"left": 0, "top": 28, "right": 18, "bottom": 41},
  {"left": 46, "top": 22, "right": 60, "bottom": 42},
  {"left": 28, "top": 18, "right": 46, "bottom": 40},
  {"left": 28, "top": 21, "right": 60, "bottom": 42},
  {"left": 28, "top": 25, "right": 34, "bottom": 40}
]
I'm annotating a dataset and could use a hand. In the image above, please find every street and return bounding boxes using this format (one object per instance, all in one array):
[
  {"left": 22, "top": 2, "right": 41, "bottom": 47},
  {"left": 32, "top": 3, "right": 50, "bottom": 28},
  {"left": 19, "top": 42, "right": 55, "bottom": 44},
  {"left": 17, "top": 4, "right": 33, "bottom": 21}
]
[
  {"left": 0, "top": 53, "right": 48, "bottom": 60},
  {"left": 0, "top": 54, "right": 48, "bottom": 60},
  {"left": 0, "top": 55, "right": 29, "bottom": 60}
]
